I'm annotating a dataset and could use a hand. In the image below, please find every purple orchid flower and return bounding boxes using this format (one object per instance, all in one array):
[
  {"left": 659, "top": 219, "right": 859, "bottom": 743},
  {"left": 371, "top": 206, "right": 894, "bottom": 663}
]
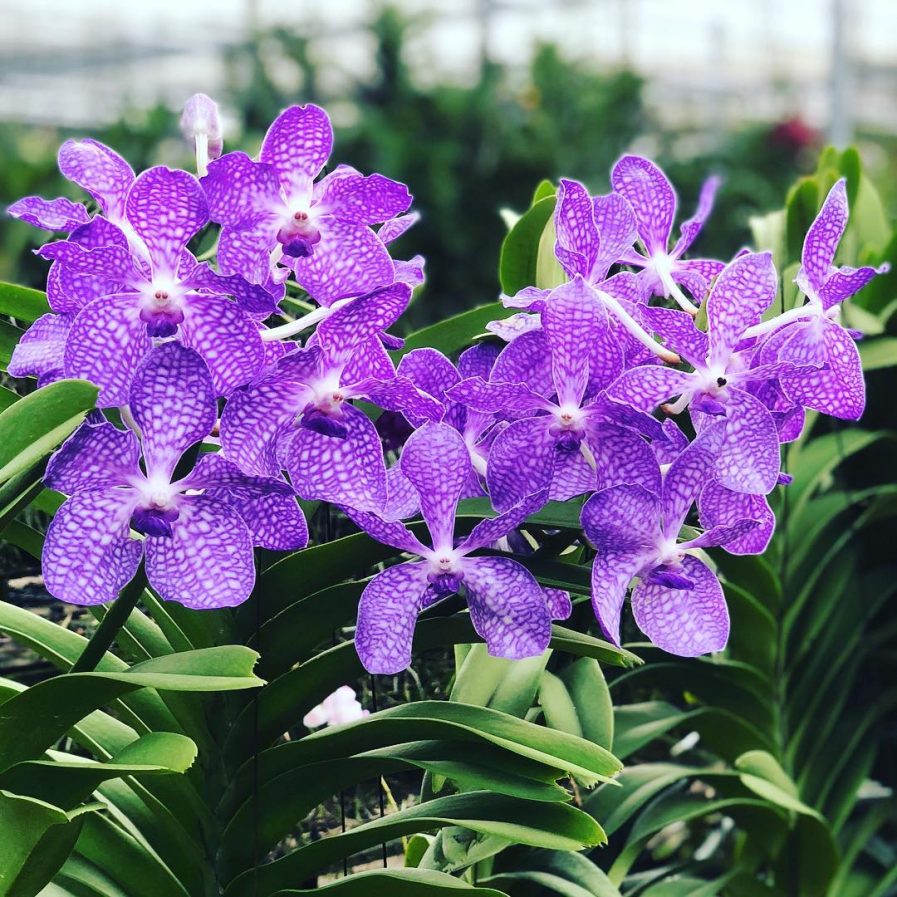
[
  {"left": 180, "top": 93, "right": 223, "bottom": 177},
  {"left": 32, "top": 166, "right": 277, "bottom": 406},
  {"left": 220, "top": 283, "right": 441, "bottom": 512},
  {"left": 653, "top": 419, "right": 776, "bottom": 556},
  {"left": 343, "top": 422, "right": 568, "bottom": 674},
  {"left": 610, "top": 155, "right": 725, "bottom": 311},
  {"left": 42, "top": 343, "right": 307, "bottom": 608},
  {"left": 7, "top": 313, "right": 73, "bottom": 386},
  {"left": 748, "top": 178, "right": 889, "bottom": 421},
  {"left": 9, "top": 137, "right": 134, "bottom": 236},
  {"left": 582, "top": 422, "right": 758, "bottom": 656},
  {"left": 609, "top": 251, "right": 789, "bottom": 494},
  {"left": 448, "top": 277, "right": 666, "bottom": 511},
  {"left": 202, "top": 104, "right": 411, "bottom": 304}
]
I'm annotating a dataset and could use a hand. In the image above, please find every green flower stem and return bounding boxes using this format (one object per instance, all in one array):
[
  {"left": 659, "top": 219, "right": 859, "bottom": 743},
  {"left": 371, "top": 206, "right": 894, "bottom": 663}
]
[{"left": 70, "top": 561, "right": 147, "bottom": 673}]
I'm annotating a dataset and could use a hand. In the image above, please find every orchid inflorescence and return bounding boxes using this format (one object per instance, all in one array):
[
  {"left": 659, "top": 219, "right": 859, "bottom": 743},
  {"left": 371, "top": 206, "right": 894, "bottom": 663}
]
[{"left": 8, "top": 95, "right": 887, "bottom": 674}]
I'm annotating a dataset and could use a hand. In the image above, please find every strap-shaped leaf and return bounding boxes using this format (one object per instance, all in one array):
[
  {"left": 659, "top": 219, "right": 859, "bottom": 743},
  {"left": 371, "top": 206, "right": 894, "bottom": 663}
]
[
  {"left": 0, "top": 282, "right": 51, "bottom": 322},
  {"left": 0, "top": 647, "right": 262, "bottom": 773},
  {"left": 274, "top": 867, "right": 506, "bottom": 895},
  {"left": 223, "top": 792, "right": 605, "bottom": 897},
  {"left": 397, "top": 302, "right": 505, "bottom": 358}
]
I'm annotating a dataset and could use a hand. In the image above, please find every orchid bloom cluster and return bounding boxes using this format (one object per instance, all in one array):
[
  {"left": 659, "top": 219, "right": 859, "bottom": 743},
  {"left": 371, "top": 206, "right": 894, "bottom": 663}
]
[{"left": 8, "top": 95, "right": 886, "bottom": 674}]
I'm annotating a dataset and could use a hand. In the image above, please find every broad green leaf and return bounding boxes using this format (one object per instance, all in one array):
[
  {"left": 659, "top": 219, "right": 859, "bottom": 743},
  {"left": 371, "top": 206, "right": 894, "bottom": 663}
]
[
  {"left": 224, "top": 792, "right": 605, "bottom": 897},
  {"left": 539, "top": 671, "right": 582, "bottom": 737},
  {"left": 0, "top": 647, "right": 262, "bottom": 773},
  {"left": 559, "top": 658, "right": 614, "bottom": 750},
  {"left": 0, "top": 733, "right": 197, "bottom": 808},
  {"left": 275, "top": 867, "right": 507, "bottom": 894},
  {"left": 0, "top": 282, "right": 51, "bottom": 322},
  {"left": 499, "top": 196, "right": 556, "bottom": 294},
  {"left": 859, "top": 337, "right": 897, "bottom": 370},
  {"left": 397, "top": 303, "right": 504, "bottom": 358},
  {"left": 0, "top": 379, "right": 98, "bottom": 484}
]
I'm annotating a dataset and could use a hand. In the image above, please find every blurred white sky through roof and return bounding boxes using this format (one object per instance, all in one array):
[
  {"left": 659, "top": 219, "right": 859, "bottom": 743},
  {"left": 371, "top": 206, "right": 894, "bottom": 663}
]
[{"left": 0, "top": 0, "right": 894, "bottom": 137}]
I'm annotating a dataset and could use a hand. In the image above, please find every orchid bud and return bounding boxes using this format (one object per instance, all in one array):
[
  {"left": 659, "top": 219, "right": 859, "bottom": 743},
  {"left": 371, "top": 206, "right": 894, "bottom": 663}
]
[{"left": 180, "top": 93, "right": 222, "bottom": 176}]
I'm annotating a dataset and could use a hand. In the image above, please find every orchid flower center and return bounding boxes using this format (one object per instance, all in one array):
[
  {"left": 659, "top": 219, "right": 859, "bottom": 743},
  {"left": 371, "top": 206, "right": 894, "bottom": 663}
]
[
  {"left": 425, "top": 549, "right": 464, "bottom": 597},
  {"left": 130, "top": 472, "right": 180, "bottom": 538},
  {"left": 549, "top": 403, "right": 586, "bottom": 450},
  {"left": 139, "top": 276, "right": 185, "bottom": 338},
  {"left": 277, "top": 191, "right": 322, "bottom": 258}
]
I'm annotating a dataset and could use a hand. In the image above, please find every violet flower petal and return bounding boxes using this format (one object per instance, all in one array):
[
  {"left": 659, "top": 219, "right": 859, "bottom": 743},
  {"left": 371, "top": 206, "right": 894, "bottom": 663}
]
[
  {"left": 631, "top": 554, "right": 729, "bottom": 656},
  {"left": 202, "top": 151, "right": 282, "bottom": 227},
  {"left": 43, "top": 489, "right": 142, "bottom": 606},
  {"left": 355, "top": 561, "right": 430, "bottom": 674},
  {"left": 486, "top": 416, "right": 555, "bottom": 513},
  {"left": 58, "top": 138, "right": 135, "bottom": 219},
  {"left": 317, "top": 172, "right": 412, "bottom": 224},
  {"left": 461, "top": 556, "right": 552, "bottom": 660},
  {"left": 9, "top": 196, "right": 90, "bottom": 232},
  {"left": 44, "top": 421, "right": 139, "bottom": 495},
  {"left": 145, "top": 495, "right": 255, "bottom": 609},
  {"left": 8, "top": 312, "right": 72, "bottom": 384},
  {"left": 801, "top": 178, "right": 847, "bottom": 293},
  {"left": 260, "top": 104, "right": 333, "bottom": 188},
  {"left": 611, "top": 155, "right": 676, "bottom": 254}
]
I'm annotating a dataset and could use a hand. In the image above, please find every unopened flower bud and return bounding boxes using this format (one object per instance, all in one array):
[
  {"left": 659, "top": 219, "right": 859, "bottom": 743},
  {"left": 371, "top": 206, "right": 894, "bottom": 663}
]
[{"left": 180, "top": 93, "right": 222, "bottom": 176}]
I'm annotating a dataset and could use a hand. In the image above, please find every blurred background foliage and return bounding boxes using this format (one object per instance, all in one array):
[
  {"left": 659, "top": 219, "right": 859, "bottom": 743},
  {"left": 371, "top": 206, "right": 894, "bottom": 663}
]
[{"left": 2, "top": 6, "right": 872, "bottom": 327}]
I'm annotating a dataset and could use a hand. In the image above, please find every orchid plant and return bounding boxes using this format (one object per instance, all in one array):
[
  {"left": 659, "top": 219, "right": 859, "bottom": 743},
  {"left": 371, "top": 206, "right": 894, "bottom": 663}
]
[{"left": 1, "top": 94, "right": 891, "bottom": 896}]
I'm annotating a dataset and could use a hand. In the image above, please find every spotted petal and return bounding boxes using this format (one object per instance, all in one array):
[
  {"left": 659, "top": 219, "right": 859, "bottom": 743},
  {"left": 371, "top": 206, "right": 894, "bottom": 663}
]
[
  {"left": 45, "top": 421, "right": 139, "bottom": 495},
  {"left": 611, "top": 155, "right": 676, "bottom": 254},
  {"left": 707, "top": 251, "right": 776, "bottom": 367},
  {"left": 661, "top": 421, "right": 725, "bottom": 536},
  {"left": 631, "top": 554, "right": 729, "bottom": 656},
  {"left": 555, "top": 179, "right": 598, "bottom": 278},
  {"left": 8, "top": 312, "right": 72, "bottom": 385},
  {"left": 129, "top": 342, "right": 217, "bottom": 479},
  {"left": 801, "top": 178, "right": 848, "bottom": 293},
  {"left": 202, "top": 151, "right": 282, "bottom": 228},
  {"left": 400, "top": 422, "right": 469, "bottom": 549},
  {"left": 486, "top": 416, "right": 555, "bottom": 513},
  {"left": 260, "top": 104, "right": 333, "bottom": 189},
  {"left": 462, "top": 557, "right": 552, "bottom": 660},
  {"left": 317, "top": 172, "right": 412, "bottom": 224},
  {"left": 292, "top": 217, "right": 394, "bottom": 304},
  {"left": 145, "top": 495, "right": 255, "bottom": 609},
  {"left": 9, "top": 196, "right": 90, "bottom": 232},
  {"left": 125, "top": 167, "right": 208, "bottom": 272},
  {"left": 43, "top": 490, "right": 142, "bottom": 606},
  {"left": 355, "top": 562, "right": 429, "bottom": 674},
  {"left": 64, "top": 294, "right": 151, "bottom": 408},
  {"left": 607, "top": 365, "right": 693, "bottom": 413},
  {"left": 591, "top": 192, "right": 638, "bottom": 278},
  {"left": 460, "top": 490, "right": 548, "bottom": 553},
  {"left": 671, "top": 175, "right": 721, "bottom": 258},
  {"left": 58, "top": 138, "right": 135, "bottom": 219}
]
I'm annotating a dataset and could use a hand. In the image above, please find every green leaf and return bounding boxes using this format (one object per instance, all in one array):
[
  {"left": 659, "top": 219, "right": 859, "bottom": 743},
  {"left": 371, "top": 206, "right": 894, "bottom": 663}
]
[
  {"left": 859, "top": 336, "right": 897, "bottom": 370},
  {"left": 499, "top": 196, "right": 557, "bottom": 294},
  {"left": 559, "top": 658, "right": 614, "bottom": 750},
  {"left": 0, "top": 732, "right": 197, "bottom": 809},
  {"left": 0, "top": 379, "right": 98, "bottom": 484},
  {"left": 531, "top": 179, "right": 557, "bottom": 204},
  {"left": 0, "top": 790, "right": 73, "bottom": 896},
  {"left": 0, "top": 647, "right": 262, "bottom": 773},
  {"left": 0, "top": 282, "right": 51, "bottom": 322},
  {"left": 273, "top": 867, "right": 507, "bottom": 895},
  {"left": 396, "top": 303, "right": 504, "bottom": 358},
  {"left": 224, "top": 793, "right": 605, "bottom": 897}
]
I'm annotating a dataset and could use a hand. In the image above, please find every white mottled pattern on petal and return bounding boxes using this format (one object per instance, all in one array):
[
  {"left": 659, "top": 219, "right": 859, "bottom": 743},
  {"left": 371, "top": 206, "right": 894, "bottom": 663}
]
[
  {"left": 202, "top": 152, "right": 282, "bottom": 227},
  {"left": 486, "top": 416, "right": 555, "bottom": 513},
  {"left": 383, "top": 464, "right": 420, "bottom": 520},
  {"left": 631, "top": 554, "right": 729, "bottom": 656},
  {"left": 445, "top": 377, "right": 544, "bottom": 417},
  {"left": 707, "top": 251, "right": 776, "bottom": 366},
  {"left": 711, "top": 387, "right": 780, "bottom": 494},
  {"left": 639, "top": 306, "right": 708, "bottom": 367},
  {"left": 460, "top": 489, "right": 547, "bottom": 553},
  {"left": 125, "top": 167, "right": 208, "bottom": 272},
  {"left": 550, "top": 449, "right": 596, "bottom": 502},
  {"left": 587, "top": 422, "right": 662, "bottom": 495},
  {"left": 64, "top": 294, "right": 151, "bottom": 408},
  {"left": 7, "top": 312, "right": 72, "bottom": 384},
  {"left": 378, "top": 211, "right": 419, "bottom": 244},
  {"left": 317, "top": 172, "right": 412, "bottom": 224},
  {"left": 260, "top": 104, "right": 333, "bottom": 187},
  {"left": 490, "top": 329, "right": 553, "bottom": 396},
  {"left": 129, "top": 343, "right": 217, "bottom": 479},
  {"left": 178, "top": 293, "right": 265, "bottom": 396},
  {"left": 355, "top": 562, "right": 429, "bottom": 674},
  {"left": 661, "top": 422, "right": 724, "bottom": 536},
  {"left": 698, "top": 482, "right": 775, "bottom": 555},
  {"left": 284, "top": 404, "right": 387, "bottom": 512},
  {"left": 671, "top": 175, "right": 721, "bottom": 258},
  {"left": 397, "top": 348, "right": 460, "bottom": 404},
  {"left": 591, "top": 191, "right": 638, "bottom": 278},
  {"left": 43, "top": 490, "right": 142, "bottom": 606},
  {"left": 462, "top": 557, "right": 552, "bottom": 660},
  {"left": 58, "top": 138, "right": 135, "bottom": 218},
  {"left": 780, "top": 319, "right": 865, "bottom": 420},
  {"left": 801, "top": 178, "right": 848, "bottom": 292},
  {"left": 195, "top": 455, "right": 309, "bottom": 551},
  {"left": 611, "top": 155, "right": 676, "bottom": 254},
  {"left": 45, "top": 421, "right": 139, "bottom": 495},
  {"left": 544, "top": 588, "right": 572, "bottom": 620},
  {"left": 145, "top": 495, "right": 254, "bottom": 609},
  {"left": 342, "top": 506, "right": 426, "bottom": 554},
  {"left": 555, "top": 179, "right": 598, "bottom": 277},
  {"left": 293, "top": 217, "right": 394, "bottom": 304},
  {"left": 318, "top": 283, "right": 411, "bottom": 360},
  {"left": 818, "top": 265, "right": 885, "bottom": 310},
  {"left": 400, "top": 423, "right": 469, "bottom": 548},
  {"left": 458, "top": 343, "right": 500, "bottom": 381},
  {"left": 589, "top": 550, "right": 643, "bottom": 646},
  {"left": 8, "top": 196, "right": 90, "bottom": 231},
  {"left": 607, "top": 365, "right": 692, "bottom": 413},
  {"left": 542, "top": 277, "right": 607, "bottom": 405}
]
